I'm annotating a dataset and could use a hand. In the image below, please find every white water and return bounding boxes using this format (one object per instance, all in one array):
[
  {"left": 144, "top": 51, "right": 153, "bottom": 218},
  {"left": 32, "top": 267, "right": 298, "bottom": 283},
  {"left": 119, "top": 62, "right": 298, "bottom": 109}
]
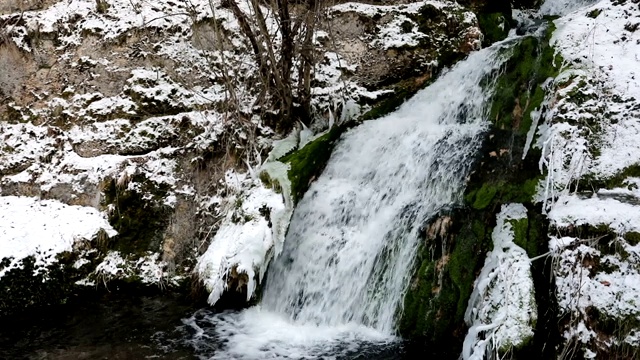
[{"left": 186, "top": 44, "right": 510, "bottom": 359}]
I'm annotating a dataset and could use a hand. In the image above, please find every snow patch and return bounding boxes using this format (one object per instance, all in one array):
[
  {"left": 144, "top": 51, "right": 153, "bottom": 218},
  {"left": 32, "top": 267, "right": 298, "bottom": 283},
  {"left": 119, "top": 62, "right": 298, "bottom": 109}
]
[
  {"left": 549, "top": 194, "right": 640, "bottom": 234},
  {"left": 0, "top": 196, "right": 116, "bottom": 279},
  {"left": 94, "top": 251, "right": 167, "bottom": 285}
]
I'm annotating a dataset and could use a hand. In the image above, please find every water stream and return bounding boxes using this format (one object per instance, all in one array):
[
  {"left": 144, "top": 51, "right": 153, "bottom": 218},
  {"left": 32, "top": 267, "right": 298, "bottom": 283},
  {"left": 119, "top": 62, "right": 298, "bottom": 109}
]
[{"left": 185, "top": 42, "right": 510, "bottom": 359}]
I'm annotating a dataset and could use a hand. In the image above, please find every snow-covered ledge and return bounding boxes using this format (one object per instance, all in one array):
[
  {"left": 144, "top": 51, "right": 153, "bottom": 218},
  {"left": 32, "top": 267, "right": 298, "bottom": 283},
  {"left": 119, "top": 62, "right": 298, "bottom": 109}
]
[{"left": 0, "top": 196, "right": 117, "bottom": 279}]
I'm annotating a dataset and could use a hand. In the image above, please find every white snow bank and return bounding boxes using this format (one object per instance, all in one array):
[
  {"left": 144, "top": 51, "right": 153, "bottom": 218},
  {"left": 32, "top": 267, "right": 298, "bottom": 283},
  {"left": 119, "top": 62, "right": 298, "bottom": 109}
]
[
  {"left": 540, "top": 0, "right": 599, "bottom": 16},
  {"left": 331, "top": 1, "right": 474, "bottom": 50},
  {"left": 554, "top": 242, "right": 640, "bottom": 318},
  {"left": 197, "top": 170, "right": 290, "bottom": 305},
  {"left": 552, "top": 0, "right": 640, "bottom": 177},
  {"left": 539, "top": 2, "right": 640, "bottom": 354},
  {"left": 548, "top": 193, "right": 640, "bottom": 234},
  {"left": 537, "top": 0, "right": 640, "bottom": 206},
  {"left": 462, "top": 204, "right": 536, "bottom": 360},
  {"left": 2, "top": 0, "right": 214, "bottom": 50},
  {"left": 0, "top": 196, "right": 116, "bottom": 278},
  {"left": 331, "top": 1, "right": 448, "bottom": 16},
  {"left": 552, "top": 236, "right": 640, "bottom": 351}
]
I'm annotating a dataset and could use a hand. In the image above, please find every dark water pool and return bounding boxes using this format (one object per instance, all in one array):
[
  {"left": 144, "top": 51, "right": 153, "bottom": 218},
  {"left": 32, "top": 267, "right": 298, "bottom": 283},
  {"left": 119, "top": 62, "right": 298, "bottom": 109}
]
[
  {"left": 0, "top": 293, "right": 439, "bottom": 360},
  {"left": 0, "top": 292, "right": 196, "bottom": 360}
]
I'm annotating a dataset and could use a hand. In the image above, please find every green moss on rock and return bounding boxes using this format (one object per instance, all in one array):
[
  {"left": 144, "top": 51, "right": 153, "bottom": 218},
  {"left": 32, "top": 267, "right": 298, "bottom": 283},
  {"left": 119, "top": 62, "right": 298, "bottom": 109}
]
[
  {"left": 102, "top": 174, "right": 172, "bottom": 255},
  {"left": 468, "top": 183, "right": 498, "bottom": 210},
  {"left": 624, "top": 232, "right": 640, "bottom": 246},
  {"left": 477, "top": 12, "right": 510, "bottom": 46},
  {"left": 490, "top": 24, "right": 563, "bottom": 134},
  {"left": 399, "top": 211, "right": 492, "bottom": 349},
  {"left": 580, "top": 163, "right": 640, "bottom": 192},
  {"left": 280, "top": 125, "right": 347, "bottom": 203}
]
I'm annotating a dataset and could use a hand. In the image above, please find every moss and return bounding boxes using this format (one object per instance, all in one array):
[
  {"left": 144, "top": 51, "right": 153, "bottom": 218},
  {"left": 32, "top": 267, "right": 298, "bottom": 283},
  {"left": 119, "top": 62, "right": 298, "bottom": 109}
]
[
  {"left": 102, "top": 174, "right": 172, "bottom": 255},
  {"left": 280, "top": 124, "right": 348, "bottom": 203},
  {"left": 448, "top": 225, "right": 486, "bottom": 319},
  {"left": 399, "top": 212, "right": 491, "bottom": 346},
  {"left": 466, "top": 175, "right": 541, "bottom": 211},
  {"left": 490, "top": 24, "right": 563, "bottom": 134},
  {"left": 399, "top": 252, "right": 437, "bottom": 338},
  {"left": 624, "top": 232, "right": 640, "bottom": 246},
  {"left": 564, "top": 80, "right": 597, "bottom": 106},
  {"left": 469, "top": 183, "right": 498, "bottom": 210},
  {"left": 477, "top": 13, "right": 510, "bottom": 46},
  {"left": 580, "top": 163, "right": 640, "bottom": 191},
  {"left": 258, "top": 171, "right": 282, "bottom": 194},
  {"left": 508, "top": 216, "right": 532, "bottom": 254},
  {"left": 587, "top": 8, "right": 602, "bottom": 18},
  {"left": 96, "top": 0, "right": 110, "bottom": 14}
]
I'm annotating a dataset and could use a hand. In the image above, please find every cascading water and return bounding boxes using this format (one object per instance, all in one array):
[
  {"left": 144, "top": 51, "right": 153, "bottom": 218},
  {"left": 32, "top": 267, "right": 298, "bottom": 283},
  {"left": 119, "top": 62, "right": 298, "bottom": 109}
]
[{"left": 185, "top": 42, "right": 511, "bottom": 359}]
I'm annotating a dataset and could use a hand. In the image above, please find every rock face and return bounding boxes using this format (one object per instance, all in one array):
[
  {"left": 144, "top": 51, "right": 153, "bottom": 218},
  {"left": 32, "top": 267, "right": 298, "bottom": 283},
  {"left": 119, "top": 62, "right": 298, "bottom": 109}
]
[
  {"left": 538, "top": 1, "right": 640, "bottom": 357},
  {"left": 402, "top": 1, "right": 640, "bottom": 359},
  {"left": 399, "top": 20, "right": 559, "bottom": 358},
  {"left": 0, "top": 0, "right": 481, "bottom": 316}
]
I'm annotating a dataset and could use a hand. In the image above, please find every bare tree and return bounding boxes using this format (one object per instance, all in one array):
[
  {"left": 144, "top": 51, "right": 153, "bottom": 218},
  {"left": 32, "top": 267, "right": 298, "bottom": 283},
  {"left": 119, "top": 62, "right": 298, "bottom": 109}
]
[{"left": 212, "top": 0, "right": 323, "bottom": 133}]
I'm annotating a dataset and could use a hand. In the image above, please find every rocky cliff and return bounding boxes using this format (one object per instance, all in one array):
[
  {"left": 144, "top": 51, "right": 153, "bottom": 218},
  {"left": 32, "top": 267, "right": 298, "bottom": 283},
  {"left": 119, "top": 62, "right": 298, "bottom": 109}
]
[{"left": 0, "top": 0, "right": 480, "bottom": 316}]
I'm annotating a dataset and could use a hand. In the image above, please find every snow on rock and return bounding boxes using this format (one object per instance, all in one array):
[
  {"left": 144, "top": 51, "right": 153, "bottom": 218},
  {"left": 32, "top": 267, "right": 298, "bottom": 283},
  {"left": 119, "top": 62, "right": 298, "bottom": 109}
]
[
  {"left": 552, "top": 0, "right": 640, "bottom": 176},
  {"left": 197, "top": 170, "right": 288, "bottom": 305},
  {"left": 549, "top": 193, "right": 640, "bottom": 234},
  {"left": 314, "top": 0, "right": 479, "bottom": 125},
  {"left": 540, "top": 0, "right": 599, "bottom": 16},
  {"left": 0, "top": 122, "right": 58, "bottom": 176},
  {"left": 331, "top": 1, "right": 449, "bottom": 17},
  {"left": 3, "top": 0, "right": 214, "bottom": 51},
  {"left": 537, "top": 0, "right": 640, "bottom": 206},
  {"left": 125, "top": 67, "right": 219, "bottom": 110},
  {"left": 536, "top": 1, "right": 640, "bottom": 356},
  {"left": 540, "top": 0, "right": 640, "bottom": 189},
  {"left": 0, "top": 196, "right": 116, "bottom": 278},
  {"left": 462, "top": 204, "right": 536, "bottom": 360},
  {"left": 92, "top": 251, "right": 170, "bottom": 285},
  {"left": 551, "top": 237, "right": 640, "bottom": 352}
]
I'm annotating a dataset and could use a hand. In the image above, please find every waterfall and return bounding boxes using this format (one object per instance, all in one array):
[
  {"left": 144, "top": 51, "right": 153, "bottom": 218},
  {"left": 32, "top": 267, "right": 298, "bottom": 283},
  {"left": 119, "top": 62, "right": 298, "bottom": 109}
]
[
  {"left": 186, "top": 42, "right": 510, "bottom": 359},
  {"left": 260, "top": 47, "right": 505, "bottom": 333}
]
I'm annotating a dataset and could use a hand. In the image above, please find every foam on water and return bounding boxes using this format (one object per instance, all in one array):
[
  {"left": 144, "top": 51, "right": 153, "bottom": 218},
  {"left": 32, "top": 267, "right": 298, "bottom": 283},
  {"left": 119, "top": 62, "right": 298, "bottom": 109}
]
[
  {"left": 187, "top": 41, "right": 512, "bottom": 359},
  {"left": 184, "top": 307, "right": 395, "bottom": 359}
]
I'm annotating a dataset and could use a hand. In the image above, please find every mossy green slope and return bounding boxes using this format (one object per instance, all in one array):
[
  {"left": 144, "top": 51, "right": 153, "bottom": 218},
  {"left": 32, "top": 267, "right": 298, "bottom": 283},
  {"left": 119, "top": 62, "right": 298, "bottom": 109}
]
[
  {"left": 279, "top": 124, "right": 349, "bottom": 204},
  {"left": 490, "top": 23, "right": 562, "bottom": 135}
]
